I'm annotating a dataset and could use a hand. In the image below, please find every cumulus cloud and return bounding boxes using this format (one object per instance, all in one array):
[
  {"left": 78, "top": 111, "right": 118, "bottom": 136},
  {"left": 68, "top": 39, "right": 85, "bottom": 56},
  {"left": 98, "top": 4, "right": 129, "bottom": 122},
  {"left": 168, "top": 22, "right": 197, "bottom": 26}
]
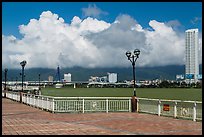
[
  {"left": 142, "top": 20, "right": 185, "bottom": 66},
  {"left": 2, "top": 10, "right": 202, "bottom": 69},
  {"left": 82, "top": 3, "right": 108, "bottom": 18},
  {"left": 166, "top": 20, "right": 181, "bottom": 27}
]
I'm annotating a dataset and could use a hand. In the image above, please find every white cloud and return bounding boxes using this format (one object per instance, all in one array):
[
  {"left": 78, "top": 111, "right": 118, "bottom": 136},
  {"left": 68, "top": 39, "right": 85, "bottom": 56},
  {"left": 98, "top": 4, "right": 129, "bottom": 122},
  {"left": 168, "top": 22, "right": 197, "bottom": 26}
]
[
  {"left": 191, "top": 17, "right": 202, "bottom": 25},
  {"left": 82, "top": 3, "right": 108, "bottom": 18},
  {"left": 166, "top": 20, "right": 181, "bottom": 28},
  {"left": 141, "top": 20, "right": 185, "bottom": 67},
  {"left": 2, "top": 10, "right": 202, "bottom": 69}
]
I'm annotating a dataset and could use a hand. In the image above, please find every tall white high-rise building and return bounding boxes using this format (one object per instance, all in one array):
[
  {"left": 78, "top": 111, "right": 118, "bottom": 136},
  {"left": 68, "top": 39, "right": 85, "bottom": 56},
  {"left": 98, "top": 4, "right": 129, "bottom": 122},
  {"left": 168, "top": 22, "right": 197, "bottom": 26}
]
[{"left": 185, "top": 29, "right": 199, "bottom": 84}]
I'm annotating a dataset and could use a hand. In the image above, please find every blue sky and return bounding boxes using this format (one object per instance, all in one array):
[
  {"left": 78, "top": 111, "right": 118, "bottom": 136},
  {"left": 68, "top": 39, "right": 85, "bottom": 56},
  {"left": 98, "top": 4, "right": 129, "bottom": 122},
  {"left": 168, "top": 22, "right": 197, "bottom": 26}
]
[
  {"left": 2, "top": 2, "right": 202, "bottom": 69},
  {"left": 3, "top": 2, "right": 202, "bottom": 39}
]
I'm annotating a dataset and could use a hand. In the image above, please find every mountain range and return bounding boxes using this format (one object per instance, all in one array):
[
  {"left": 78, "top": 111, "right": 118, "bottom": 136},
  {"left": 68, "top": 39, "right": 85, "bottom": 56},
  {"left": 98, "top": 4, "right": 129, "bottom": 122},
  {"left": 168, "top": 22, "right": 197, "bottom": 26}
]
[{"left": 2, "top": 65, "right": 202, "bottom": 82}]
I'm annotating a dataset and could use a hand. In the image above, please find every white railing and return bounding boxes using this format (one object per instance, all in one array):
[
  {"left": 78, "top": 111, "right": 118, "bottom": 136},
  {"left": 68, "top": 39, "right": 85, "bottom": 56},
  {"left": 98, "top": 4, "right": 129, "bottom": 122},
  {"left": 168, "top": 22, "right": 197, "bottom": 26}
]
[
  {"left": 3, "top": 91, "right": 54, "bottom": 112},
  {"left": 137, "top": 98, "right": 202, "bottom": 121},
  {"left": 2, "top": 91, "right": 202, "bottom": 121},
  {"left": 22, "top": 94, "right": 54, "bottom": 111},
  {"left": 53, "top": 97, "right": 131, "bottom": 113},
  {"left": 5, "top": 91, "right": 20, "bottom": 101}
]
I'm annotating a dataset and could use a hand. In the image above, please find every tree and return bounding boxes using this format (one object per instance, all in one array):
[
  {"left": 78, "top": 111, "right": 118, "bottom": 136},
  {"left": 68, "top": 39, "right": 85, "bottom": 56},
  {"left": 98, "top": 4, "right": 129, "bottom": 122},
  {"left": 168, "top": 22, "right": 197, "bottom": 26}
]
[
  {"left": 158, "top": 80, "right": 170, "bottom": 88},
  {"left": 180, "top": 81, "right": 187, "bottom": 88},
  {"left": 195, "top": 81, "right": 202, "bottom": 88}
]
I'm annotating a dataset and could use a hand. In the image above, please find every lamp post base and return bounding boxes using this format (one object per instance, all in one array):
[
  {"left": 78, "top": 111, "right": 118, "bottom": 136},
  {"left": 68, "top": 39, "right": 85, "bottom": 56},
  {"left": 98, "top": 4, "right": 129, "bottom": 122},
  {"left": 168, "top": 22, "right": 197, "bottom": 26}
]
[
  {"left": 131, "top": 96, "right": 137, "bottom": 112},
  {"left": 20, "top": 92, "right": 22, "bottom": 103},
  {"left": 4, "top": 90, "right": 6, "bottom": 98}
]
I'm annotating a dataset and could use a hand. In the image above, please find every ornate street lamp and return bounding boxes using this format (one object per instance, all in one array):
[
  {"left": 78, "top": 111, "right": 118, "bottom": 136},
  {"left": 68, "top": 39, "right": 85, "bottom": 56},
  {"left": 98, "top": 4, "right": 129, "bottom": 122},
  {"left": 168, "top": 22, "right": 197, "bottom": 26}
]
[
  {"left": 20, "top": 60, "right": 27, "bottom": 103},
  {"left": 126, "top": 49, "right": 140, "bottom": 112}
]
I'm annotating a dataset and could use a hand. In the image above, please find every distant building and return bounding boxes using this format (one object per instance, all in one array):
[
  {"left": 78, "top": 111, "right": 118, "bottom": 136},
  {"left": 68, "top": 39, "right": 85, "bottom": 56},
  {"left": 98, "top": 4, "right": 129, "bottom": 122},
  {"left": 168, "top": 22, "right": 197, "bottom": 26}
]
[
  {"left": 197, "top": 74, "right": 202, "bottom": 80},
  {"left": 108, "top": 73, "right": 117, "bottom": 83},
  {"left": 89, "top": 76, "right": 98, "bottom": 82},
  {"left": 185, "top": 29, "right": 199, "bottom": 84},
  {"left": 89, "top": 76, "right": 107, "bottom": 82},
  {"left": 176, "top": 74, "right": 185, "bottom": 81},
  {"left": 100, "top": 76, "right": 108, "bottom": 82},
  {"left": 64, "top": 73, "right": 71, "bottom": 82},
  {"left": 88, "top": 73, "right": 117, "bottom": 83},
  {"left": 48, "top": 76, "right": 53, "bottom": 82}
]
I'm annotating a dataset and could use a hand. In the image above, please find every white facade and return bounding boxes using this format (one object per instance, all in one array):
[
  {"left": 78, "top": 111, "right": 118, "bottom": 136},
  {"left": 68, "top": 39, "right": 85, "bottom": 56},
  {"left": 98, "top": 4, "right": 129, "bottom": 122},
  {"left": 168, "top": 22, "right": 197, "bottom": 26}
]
[
  {"left": 108, "top": 73, "right": 117, "bottom": 83},
  {"left": 185, "top": 29, "right": 199, "bottom": 84},
  {"left": 89, "top": 76, "right": 107, "bottom": 82},
  {"left": 176, "top": 75, "right": 184, "bottom": 80},
  {"left": 64, "top": 73, "right": 71, "bottom": 82},
  {"left": 48, "top": 76, "right": 53, "bottom": 82}
]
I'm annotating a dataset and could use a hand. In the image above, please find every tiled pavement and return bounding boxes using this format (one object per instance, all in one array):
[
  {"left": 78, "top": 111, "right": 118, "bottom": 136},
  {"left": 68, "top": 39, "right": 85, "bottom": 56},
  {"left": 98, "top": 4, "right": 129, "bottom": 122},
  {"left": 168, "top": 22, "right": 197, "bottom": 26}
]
[{"left": 2, "top": 98, "right": 202, "bottom": 135}]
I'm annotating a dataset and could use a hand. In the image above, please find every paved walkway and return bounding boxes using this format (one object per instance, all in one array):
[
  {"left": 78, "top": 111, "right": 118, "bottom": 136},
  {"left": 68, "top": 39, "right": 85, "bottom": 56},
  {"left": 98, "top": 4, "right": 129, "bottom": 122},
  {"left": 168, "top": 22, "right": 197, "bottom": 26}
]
[{"left": 2, "top": 98, "right": 202, "bottom": 135}]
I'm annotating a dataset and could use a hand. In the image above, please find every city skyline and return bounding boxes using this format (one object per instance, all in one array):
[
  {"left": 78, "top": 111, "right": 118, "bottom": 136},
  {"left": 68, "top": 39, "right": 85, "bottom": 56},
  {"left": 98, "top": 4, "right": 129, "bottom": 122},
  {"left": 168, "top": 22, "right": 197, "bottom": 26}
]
[{"left": 2, "top": 2, "right": 202, "bottom": 69}]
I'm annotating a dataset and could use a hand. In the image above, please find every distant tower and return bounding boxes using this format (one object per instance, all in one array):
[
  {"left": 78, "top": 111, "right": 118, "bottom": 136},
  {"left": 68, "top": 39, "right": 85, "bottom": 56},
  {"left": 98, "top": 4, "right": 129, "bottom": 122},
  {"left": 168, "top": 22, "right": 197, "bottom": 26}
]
[
  {"left": 55, "top": 65, "right": 61, "bottom": 82},
  {"left": 185, "top": 29, "right": 199, "bottom": 84}
]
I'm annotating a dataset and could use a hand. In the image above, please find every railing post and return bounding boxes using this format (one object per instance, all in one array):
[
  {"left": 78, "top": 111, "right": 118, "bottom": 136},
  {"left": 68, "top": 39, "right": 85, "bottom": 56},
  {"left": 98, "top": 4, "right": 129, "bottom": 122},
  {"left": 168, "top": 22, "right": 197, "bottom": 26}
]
[
  {"left": 41, "top": 96, "right": 44, "bottom": 110},
  {"left": 37, "top": 96, "right": 40, "bottom": 108},
  {"left": 129, "top": 98, "right": 131, "bottom": 112},
  {"left": 52, "top": 98, "right": 55, "bottom": 113},
  {"left": 158, "top": 100, "right": 161, "bottom": 116},
  {"left": 27, "top": 94, "right": 29, "bottom": 105},
  {"left": 174, "top": 101, "right": 177, "bottom": 118},
  {"left": 30, "top": 94, "right": 32, "bottom": 106},
  {"left": 28, "top": 94, "right": 30, "bottom": 105},
  {"left": 34, "top": 95, "right": 36, "bottom": 107},
  {"left": 22, "top": 93, "right": 24, "bottom": 103},
  {"left": 82, "top": 99, "right": 85, "bottom": 113},
  {"left": 136, "top": 98, "right": 139, "bottom": 112},
  {"left": 29, "top": 94, "right": 31, "bottom": 105},
  {"left": 106, "top": 99, "right": 109, "bottom": 113},
  {"left": 193, "top": 102, "right": 196, "bottom": 121},
  {"left": 46, "top": 97, "right": 49, "bottom": 111}
]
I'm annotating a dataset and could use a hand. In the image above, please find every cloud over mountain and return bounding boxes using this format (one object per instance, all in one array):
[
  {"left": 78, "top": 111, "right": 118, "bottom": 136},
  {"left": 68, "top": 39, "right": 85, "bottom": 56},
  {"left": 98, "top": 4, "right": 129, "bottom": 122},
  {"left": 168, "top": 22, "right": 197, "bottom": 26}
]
[{"left": 2, "top": 11, "right": 202, "bottom": 69}]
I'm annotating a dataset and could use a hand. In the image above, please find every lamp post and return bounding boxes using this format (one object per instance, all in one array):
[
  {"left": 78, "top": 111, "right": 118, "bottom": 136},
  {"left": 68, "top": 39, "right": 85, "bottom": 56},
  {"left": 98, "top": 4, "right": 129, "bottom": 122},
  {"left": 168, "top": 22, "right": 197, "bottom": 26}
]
[
  {"left": 4, "top": 68, "right": 8, "bottom": 98},
  {"left": 16, "top": 77, "right": 18, "bottom": 89},
  {"left": 38, "top": 73, "right": 41, "bottom": 93},
  {"left": 20, "top": 60, "right": 27, "bottom": 103},
  {"left": 126, "top": 49, "right": 140, "bottom": 112}
]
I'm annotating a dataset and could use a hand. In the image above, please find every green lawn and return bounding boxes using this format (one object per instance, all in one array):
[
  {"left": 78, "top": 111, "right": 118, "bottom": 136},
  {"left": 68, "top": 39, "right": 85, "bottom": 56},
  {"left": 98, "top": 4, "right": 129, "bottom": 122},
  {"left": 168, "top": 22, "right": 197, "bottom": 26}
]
[{"left": 41, "top": 87, "right": 202, "bottom": 101}]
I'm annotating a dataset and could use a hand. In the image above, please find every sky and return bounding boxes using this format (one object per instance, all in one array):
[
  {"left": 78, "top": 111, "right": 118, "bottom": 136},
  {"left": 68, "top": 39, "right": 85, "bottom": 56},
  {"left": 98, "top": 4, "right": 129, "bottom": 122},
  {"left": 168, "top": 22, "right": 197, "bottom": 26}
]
[{"left": 2, "top": 2, "right": 202, "bottom": 69}]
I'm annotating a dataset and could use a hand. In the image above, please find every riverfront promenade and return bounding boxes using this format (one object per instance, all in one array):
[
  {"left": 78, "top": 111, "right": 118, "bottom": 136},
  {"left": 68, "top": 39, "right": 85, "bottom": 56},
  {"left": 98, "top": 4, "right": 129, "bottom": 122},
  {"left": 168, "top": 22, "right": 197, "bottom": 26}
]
[{"left": 2, "top": 98, "right": 202, "bottom": 135}]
